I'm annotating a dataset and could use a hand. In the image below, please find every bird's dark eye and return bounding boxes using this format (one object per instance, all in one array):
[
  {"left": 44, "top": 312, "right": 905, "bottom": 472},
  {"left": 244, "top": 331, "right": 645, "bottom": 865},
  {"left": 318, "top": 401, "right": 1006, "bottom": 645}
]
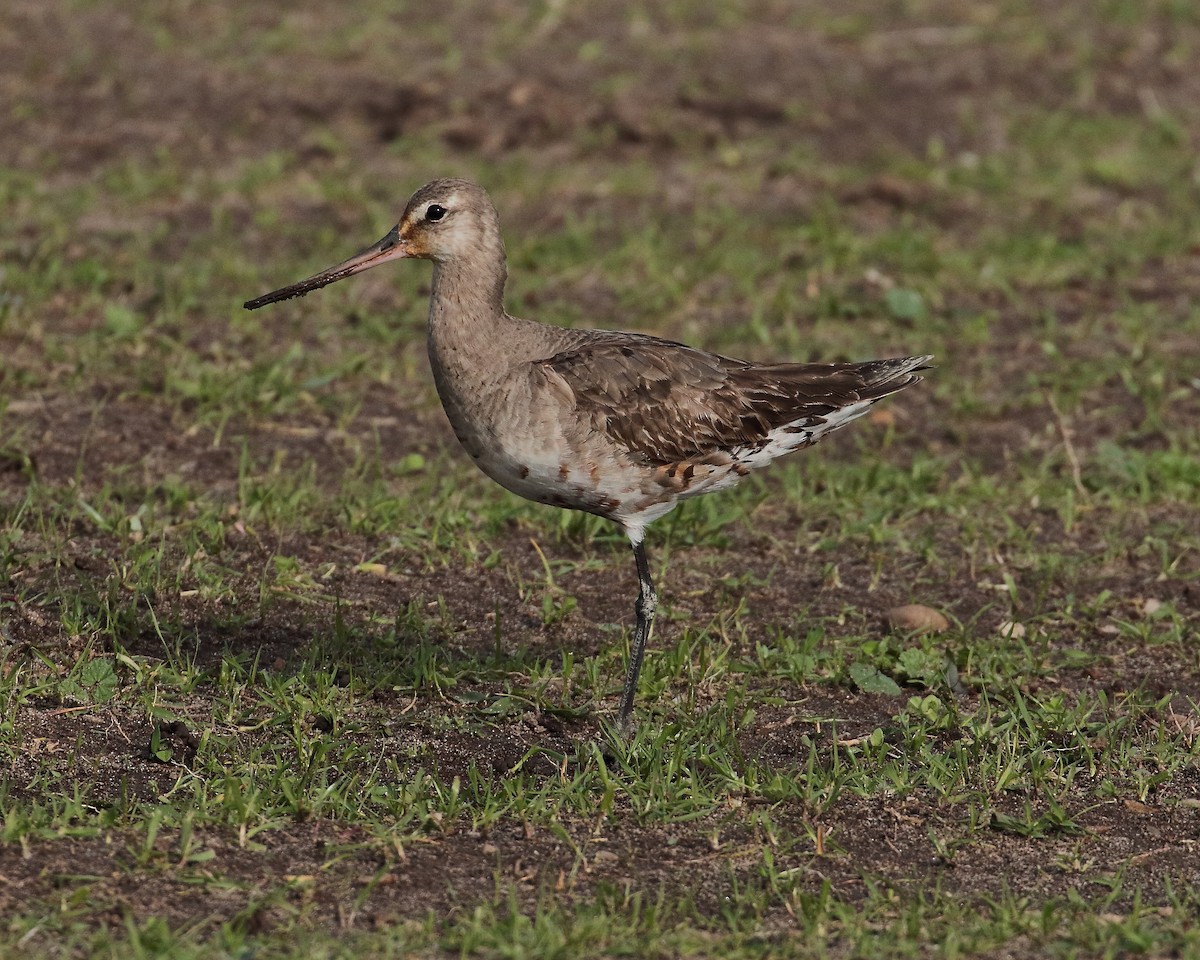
[{"left": 425, "top": 204, "right": 447, "bottom": 222}]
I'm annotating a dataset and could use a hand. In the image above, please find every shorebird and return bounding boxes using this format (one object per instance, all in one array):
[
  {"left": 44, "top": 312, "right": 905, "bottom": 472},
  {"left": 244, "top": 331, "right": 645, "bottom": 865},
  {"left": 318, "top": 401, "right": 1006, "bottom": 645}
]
[{"left": 246, "top": 179, "right": 930, "bottom": 727}]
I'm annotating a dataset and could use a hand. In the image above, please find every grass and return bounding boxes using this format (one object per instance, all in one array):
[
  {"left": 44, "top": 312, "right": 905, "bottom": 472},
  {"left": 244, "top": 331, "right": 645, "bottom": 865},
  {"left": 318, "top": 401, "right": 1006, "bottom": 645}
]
[{"left": 4, "top": 0, "right": 1200, "bottom": 956}]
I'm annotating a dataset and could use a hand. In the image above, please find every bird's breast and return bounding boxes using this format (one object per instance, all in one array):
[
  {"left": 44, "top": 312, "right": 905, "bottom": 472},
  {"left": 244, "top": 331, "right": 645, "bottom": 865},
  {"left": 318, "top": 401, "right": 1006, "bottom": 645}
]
[{"left": 428, "top": 358, "right": 637, "bottom": 521}]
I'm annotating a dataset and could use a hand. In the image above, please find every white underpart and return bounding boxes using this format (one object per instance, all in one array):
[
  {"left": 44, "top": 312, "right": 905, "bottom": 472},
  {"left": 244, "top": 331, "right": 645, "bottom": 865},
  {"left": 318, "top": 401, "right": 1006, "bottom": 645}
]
[{"left": 735, "top": 397, "right": 878, "bottom": 471}]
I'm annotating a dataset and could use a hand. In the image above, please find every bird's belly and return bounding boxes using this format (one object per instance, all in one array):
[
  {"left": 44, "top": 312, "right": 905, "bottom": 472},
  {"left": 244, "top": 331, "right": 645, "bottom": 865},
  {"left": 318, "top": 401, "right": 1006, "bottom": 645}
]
[
  {"left": 465, "top": 431, "right": 633, "bottom": 520},
  {"left": 430, "top": 360, "right": 629, "bottom": 519},
  {"left": 431, "top": 365, "right": 686, "bottom": 531}
]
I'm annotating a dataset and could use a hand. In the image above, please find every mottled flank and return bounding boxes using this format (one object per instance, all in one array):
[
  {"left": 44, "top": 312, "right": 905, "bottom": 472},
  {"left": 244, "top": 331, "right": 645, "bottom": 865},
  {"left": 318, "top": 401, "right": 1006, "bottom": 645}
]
[{"left": 248, "top": 179, "right": 930, "bottom": 723}]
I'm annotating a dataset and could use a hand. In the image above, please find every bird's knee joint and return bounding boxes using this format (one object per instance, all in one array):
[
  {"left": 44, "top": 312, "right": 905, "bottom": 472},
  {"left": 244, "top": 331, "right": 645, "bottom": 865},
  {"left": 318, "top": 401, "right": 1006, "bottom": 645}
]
[{"left": 635, "top": 587, "right": 657, "bottom": 620}]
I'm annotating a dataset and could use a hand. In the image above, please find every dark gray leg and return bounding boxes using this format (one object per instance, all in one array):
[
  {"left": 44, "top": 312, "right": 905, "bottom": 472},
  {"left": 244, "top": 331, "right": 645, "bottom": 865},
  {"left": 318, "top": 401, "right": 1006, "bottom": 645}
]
[{"left": 618, "top": 540, "right": 657, "bottom": 727}]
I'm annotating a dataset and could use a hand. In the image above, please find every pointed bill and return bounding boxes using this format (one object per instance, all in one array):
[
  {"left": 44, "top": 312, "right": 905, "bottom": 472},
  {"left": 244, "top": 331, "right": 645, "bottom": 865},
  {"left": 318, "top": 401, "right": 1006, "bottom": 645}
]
[{"left": 244, "top": 225, "right": 409, "bottom": 310}]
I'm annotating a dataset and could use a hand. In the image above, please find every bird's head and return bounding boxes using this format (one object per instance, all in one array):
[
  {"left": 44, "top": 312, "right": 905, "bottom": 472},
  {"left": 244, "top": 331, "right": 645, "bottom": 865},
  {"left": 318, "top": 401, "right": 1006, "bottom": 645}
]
[{"left": 244, "top": 178, "right": 500, "bottom": 310}]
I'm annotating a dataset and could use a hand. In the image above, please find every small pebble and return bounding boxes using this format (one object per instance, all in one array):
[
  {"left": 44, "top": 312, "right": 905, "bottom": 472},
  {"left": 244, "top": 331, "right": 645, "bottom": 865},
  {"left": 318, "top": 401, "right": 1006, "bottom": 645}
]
[
  {"left": 885, "top": 604, "right": 949, "bottom": 635},
  {"left": 997, "top": 620, "right": 1026, "bottom": 639}
]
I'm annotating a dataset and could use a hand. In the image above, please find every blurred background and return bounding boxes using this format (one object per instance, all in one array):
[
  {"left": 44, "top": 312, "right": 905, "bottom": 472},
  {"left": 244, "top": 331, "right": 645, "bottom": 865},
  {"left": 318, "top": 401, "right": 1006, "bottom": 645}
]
[{"left": 4, "top": 1, "right": 1199, "bottom": 435}]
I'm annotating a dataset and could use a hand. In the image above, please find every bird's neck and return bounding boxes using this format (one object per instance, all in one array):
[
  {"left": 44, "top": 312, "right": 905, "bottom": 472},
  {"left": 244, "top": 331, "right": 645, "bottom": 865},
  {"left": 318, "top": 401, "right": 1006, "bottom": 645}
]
[
  {"left": 427, "top": 254, "right": 520, "bottom": 380},
  {"left": 430, "top": 249, "right": 508, "bottom": 318}
]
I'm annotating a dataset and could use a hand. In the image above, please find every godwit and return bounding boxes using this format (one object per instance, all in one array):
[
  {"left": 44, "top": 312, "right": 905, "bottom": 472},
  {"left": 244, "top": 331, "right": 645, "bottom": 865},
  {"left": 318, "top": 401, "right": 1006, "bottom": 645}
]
[{"left": 246, "top": 179, "right": 931, "bottom": 727}]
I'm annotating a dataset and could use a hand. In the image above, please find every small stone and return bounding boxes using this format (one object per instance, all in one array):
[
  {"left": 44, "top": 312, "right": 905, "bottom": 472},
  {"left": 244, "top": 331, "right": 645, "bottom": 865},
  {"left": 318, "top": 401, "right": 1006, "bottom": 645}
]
[
  {"left": 997, "top": 620, "right": 1026, "bottom": 639},
  {"left": 885, "top": 604, "right": 949, "bottom": 635},
  {"left": 481, "top": 843, "right": 498, "bottom": 855},
  {"left": 1142, "top": 598, "right": 1163, "bottom": 616}
]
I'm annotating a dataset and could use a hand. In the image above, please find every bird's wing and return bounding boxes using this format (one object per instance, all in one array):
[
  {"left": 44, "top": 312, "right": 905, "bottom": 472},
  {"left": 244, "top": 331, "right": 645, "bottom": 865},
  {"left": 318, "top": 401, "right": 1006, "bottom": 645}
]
[{"left": 536, "top": 333, "right": 923, "bottom": 465}]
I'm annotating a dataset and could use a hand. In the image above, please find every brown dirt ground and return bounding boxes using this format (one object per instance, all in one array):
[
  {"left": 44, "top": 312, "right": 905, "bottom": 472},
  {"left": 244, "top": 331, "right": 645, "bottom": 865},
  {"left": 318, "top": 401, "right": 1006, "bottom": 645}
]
[{"left": 2, "top": 0, "right": 1199, "bottom": 943}]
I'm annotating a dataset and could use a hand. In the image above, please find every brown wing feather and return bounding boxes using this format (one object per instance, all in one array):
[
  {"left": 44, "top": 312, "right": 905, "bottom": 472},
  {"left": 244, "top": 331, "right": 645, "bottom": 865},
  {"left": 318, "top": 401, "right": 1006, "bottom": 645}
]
[{"left": 539, "top": 334, "right": 929, "bottom": 465}]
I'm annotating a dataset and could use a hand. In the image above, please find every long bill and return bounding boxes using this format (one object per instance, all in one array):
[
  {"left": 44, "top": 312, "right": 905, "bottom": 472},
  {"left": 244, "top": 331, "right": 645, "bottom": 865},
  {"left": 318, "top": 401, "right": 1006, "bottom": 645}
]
[{"left": 244, "top": 224, "right": 410, "bottom": 310}]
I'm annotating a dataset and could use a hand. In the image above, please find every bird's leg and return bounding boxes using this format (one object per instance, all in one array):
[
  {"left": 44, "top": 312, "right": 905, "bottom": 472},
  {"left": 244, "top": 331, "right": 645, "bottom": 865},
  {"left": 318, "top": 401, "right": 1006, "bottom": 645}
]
[{"left": 618, "top": 539, "right": 657, "bottom": 729}]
